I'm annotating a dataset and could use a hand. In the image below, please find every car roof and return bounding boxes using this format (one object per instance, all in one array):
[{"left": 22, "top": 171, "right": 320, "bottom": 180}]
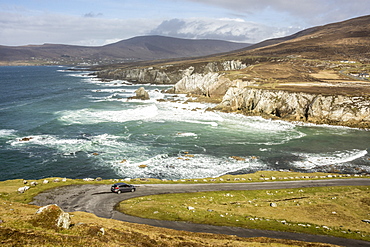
[{"left": 112, "top": 182, "right": 127, "bottom": 186}]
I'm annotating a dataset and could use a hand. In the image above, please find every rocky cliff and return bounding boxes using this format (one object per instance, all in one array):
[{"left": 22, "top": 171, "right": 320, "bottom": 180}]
[
  {"left": 96, "top": 60, "right": 247, "bottom": 87},
  {"left": 97, "top": 59, "right": 370, "bottom": 128},
  {"left": 216, "top": 87, "right": 370, "bottom": 128}
]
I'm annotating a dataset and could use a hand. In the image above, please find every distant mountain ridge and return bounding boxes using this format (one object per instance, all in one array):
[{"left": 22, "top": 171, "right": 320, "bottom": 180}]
[{"left": 0, "top": 36, "right": 250, "bottom": 65}]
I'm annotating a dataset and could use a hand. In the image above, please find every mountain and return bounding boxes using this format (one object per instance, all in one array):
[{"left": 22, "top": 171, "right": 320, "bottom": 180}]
[
  {"left": 232, "top": 15, "right": 370, "bottom": 60},
  {"left": 0, "top": 36, "right": 250, "bottom": 65}
]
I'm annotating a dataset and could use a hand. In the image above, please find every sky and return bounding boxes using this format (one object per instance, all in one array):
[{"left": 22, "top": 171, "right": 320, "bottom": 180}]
[{"left": 0, "top": 0, "right": 369, "bottom": 46}]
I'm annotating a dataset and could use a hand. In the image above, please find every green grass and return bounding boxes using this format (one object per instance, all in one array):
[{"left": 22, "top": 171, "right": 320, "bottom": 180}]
[
  {"left": 118, "top": 186, "right": 370, "bottom": 241},
  {"left": 0, "top": 172, "right": 368, "bottom": 246}
]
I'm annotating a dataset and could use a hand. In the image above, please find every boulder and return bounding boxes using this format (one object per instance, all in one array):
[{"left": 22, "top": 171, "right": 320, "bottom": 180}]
[
  {"left": 33, "top": 204, "right": 71, "bottom": 230},
  {"left": 270, "top": 202, "right": 278, "bottom": 207},
  {"left": 57, "top": 212, "right": 72, "bottom": 229},
  {"left": 130, "top": 87, "right": 150, "bottom": 100}
]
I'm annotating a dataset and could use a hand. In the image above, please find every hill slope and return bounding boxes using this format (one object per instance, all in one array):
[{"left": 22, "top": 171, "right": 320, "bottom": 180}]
[
  {"left": 233, "top": 15, "right": 370, "bottom": 60},
  {"left": 0, "top": 36, "right": 249, "bottom": 65}
]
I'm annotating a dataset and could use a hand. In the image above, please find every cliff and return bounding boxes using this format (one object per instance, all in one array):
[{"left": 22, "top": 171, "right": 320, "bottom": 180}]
[
  {"left": 96, "top": 60, "right": 247, "bottom": 87},
  {"left": 96, "top": 58, "right": 370, "bottom": 128},
  {"left": 166, "top": 62, "right": 370, "bottom": 128},
  {"left": 215, "top": 87, "right": 370, "bottom": 128}
]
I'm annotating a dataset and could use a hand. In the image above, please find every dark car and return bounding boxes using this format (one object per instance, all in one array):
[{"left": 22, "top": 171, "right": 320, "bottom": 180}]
[{"left": 111, "top": 183, "right": 136, "bottom": 194}]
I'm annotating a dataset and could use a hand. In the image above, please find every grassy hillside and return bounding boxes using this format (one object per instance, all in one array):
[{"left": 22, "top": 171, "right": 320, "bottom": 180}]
[{"left": 1, "top": 172, "right": 363, "bottom": 246}]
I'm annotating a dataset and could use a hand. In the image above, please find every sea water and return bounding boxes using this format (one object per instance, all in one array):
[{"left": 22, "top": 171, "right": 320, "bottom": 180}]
[{"left": 0, "top": 66, "right": 369, "bottom": 180}]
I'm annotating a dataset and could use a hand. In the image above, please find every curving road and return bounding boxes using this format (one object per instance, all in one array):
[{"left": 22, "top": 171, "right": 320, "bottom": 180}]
[{"left": 32, "top": 179, "right": 370, "bottom": 247}]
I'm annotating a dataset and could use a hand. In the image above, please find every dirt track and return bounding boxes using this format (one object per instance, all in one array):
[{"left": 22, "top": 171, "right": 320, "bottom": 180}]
[{"left": 31, "top": 179, "right": 370, "bottom": 247}]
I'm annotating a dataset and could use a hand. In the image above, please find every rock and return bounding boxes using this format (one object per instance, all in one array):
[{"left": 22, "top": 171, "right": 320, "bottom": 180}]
[
  {"left": 270, "top": 202, "right": 278, "bottom": 207},
  {"left": 95, "top": 177, "right": 102, "bottom": 181},
  {"left": 19, "top": 137, "right": 33, "bottom": 142},
  {"left": 187, "top": 206, "right": 195, "bottom": 210},
  {"left": 34, "top": 204, "right": 71, "bottom": 230},
  {"left": 57, "top": 212, "right": 72, "bottom": 229},
  {"left": 230, "top": 156, "right": 245, "bottom": 161},
  {"left": 43, "top": 180, "right": 49, "bottom": 184},
  {"left": 130, "top": 87, "right": 150, "bottom": 100},
  {"left": 217, "top": 87, "right": 370, "bottom": 128}
]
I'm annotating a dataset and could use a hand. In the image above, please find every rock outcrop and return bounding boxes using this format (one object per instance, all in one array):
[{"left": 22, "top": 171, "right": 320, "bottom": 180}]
[
  {"left": 97, "top": 58, "right": 370, "bottom": 128},
  {"left": 97, "top": 67, "right": 181, "bottom": 84},
  {"left": 129, "top": 87, "right": 150, "bottom": 100},
  {"left": 31, "top": 204, "right": 71, "bottom": 230},
  {"left": 216, "top": 87, "right": 370, "bottom": 128},
  {"left": 96, "top": 60, "right": 247, "bottom": 85},
  {"left": 170, "top": 60, "right": 246, "bottom": 97}
]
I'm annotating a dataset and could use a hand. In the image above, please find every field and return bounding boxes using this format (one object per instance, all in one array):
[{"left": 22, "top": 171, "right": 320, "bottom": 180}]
[
  {"left": 0, "top": 173, "right": 369, "bottom": 246},
  {"left": 119, "top": 186, "right": 370, "bottom": 241}
]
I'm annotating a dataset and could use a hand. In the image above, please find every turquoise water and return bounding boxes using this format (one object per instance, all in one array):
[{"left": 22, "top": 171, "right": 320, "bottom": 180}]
[{"left": 0, "top": 66, "right": 369, "bottom": 180}]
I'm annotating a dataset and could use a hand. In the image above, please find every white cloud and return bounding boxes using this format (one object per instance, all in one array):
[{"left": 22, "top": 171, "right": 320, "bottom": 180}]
[
  {"left": 0, "top": 11, "right": 160, "bottom": 46},
  {"left": 149, "top": 18, "right": 300, "bottom": 43},
  {"left": 184, "top": 0, "right": 370, "bottom": 26}
]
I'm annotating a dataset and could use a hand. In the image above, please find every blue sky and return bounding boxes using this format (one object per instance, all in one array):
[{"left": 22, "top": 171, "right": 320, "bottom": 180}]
[{"left": 1, "top": 0, "right": 369, "bottom": 46}]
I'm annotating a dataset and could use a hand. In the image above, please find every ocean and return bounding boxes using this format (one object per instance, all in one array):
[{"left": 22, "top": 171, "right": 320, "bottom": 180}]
[{"left": 0, "top": 66, "right": 369, "bottom": 181}]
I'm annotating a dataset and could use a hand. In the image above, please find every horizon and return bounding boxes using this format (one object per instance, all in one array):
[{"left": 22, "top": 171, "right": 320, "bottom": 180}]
[{"left": 1, "top": 0, "right": 369, "bottom": 47}]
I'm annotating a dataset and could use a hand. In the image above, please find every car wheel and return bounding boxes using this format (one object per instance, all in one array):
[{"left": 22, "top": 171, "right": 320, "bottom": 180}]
[
  {"left": 131, "top": 188, "right": 135, "bottom": 192},
  {"left": 117, "top": 190, "right": 121, "bottom": 194}
]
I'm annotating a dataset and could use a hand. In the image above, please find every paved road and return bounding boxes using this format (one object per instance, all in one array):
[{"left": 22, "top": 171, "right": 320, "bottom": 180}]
[{"left": 32, "top": 179, "right": 370, "bottom": 246}]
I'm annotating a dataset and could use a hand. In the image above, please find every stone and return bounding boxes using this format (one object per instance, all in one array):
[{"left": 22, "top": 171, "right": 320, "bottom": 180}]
[
  {"left": 34, "top": 204, "right": 71, "bottom": 230},
  {"left": 19, "top": 137, "right": 33, "bottom": 142},
  {"left": 230, "top": 156, "right": 245, "bottom": 161},
  {"left": 270, "top": 202, "right": 278, "bottom": 207},
  {"left": 187, "top": 206, "right": 195, "bottom": 210},
  {"left": 131, "top": 87, "right": 150, "bottom": 100},
  {"left": 57, "top": 212, "right": 72, "bottom": 229}
]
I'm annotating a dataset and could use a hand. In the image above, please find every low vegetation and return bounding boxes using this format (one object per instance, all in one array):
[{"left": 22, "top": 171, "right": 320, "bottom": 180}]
[
  {"left": 0, "top": 172, "right": 368, "bottom": 246},
  {"left": 118, "top": 186, "right": 370, "bottom": 242}
]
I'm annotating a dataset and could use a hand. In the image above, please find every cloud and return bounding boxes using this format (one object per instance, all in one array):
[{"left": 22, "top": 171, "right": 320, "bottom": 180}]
[
  {"left": 0, "top": 12, "right": 160, "bottom": 46},
  {"left": 84, "top": 12, "right": 103, "bottom": 18},
  {"left": 149, "top": 18, "right": 300, "bottom": 43},
  {"left": 184, "top": 0, "right": 370, "bottom": 26}
]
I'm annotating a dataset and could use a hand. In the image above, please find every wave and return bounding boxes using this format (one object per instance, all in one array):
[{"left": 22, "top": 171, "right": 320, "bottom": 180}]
[
  {"left": 57, "top": 104, "right": 159, "bottom": 124},
  {"left": 112, "top": 153, "right": 268, "bottom": 179},
  {"left": 0, "top": 129, "right": 17, "bottom": 138},
  {"left": 291, "top": 149, "right": 368, "bottom": 169}
]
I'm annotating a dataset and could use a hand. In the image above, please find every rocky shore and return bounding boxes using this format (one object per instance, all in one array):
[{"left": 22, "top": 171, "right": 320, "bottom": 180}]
[{"left": 95, "top": 59, "right": 370, "bottom": 128}]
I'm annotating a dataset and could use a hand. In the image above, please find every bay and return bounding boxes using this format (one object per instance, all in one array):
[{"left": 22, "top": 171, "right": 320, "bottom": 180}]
[{"left": 0, "top": 66, "right": 369, "bottom": 181}]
